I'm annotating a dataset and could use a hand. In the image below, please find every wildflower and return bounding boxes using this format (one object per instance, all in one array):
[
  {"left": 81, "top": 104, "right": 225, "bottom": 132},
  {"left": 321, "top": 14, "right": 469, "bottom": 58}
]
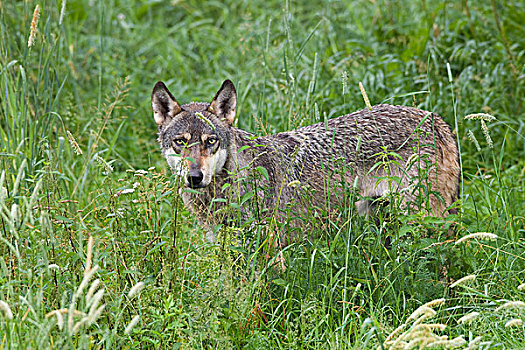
[
  {"left": 124, "top": 315, "right": 140, "bottom": 335},
  {"left": 450, "top": 275, "right": 476, "bottom": 288},
  {"left": 457, "top": 311, "right": 480, "bottom": 324},
  {"left": 518, "top": 283, "right": 525, "bottom": 291},
  {"left": 128, "top": 281, "right": 145, "bottom": 298},
  {"left": 359, "top": 82, "right": 372, "bottom": 110},
  {"left": 0, "top": 300, "right": 13, "bottom": 320},
  {"left": 28, "top": 5, "right": 40, "bottom": 47},
  {"left": 455, "top": 232, "right": 498, "bottom": 245},
  {"left": 132, "top": 182, "right": 140, "bottom": 189}
]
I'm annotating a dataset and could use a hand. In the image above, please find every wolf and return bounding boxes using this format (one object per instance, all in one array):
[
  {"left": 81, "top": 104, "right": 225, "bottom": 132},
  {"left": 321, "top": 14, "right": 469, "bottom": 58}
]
[{"left": 152, "top": 80, "right": 460, "bottom": 243}]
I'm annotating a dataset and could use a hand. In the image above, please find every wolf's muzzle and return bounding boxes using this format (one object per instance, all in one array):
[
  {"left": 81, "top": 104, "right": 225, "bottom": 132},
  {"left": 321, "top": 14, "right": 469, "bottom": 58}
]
[{"left": 187, "top": 169, "right": 204, "bottom": 188}]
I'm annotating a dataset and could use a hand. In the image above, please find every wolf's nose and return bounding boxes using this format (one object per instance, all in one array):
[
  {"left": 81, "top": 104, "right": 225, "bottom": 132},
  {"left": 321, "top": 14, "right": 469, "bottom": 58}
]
[{"left": 187, "top": 170, "right": 204, "bottom": 187}]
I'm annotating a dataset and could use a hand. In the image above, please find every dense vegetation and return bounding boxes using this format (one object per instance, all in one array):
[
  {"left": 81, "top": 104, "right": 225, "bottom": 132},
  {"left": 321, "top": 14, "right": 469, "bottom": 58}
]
[{"left": 0, "top": 0, "right": 523, "bottom": 348}]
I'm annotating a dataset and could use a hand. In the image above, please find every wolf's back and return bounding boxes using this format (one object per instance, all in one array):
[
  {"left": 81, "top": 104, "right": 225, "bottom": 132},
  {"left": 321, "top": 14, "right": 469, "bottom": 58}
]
[{"left": 262, "top": 104, "right": 460, "bottom": 216}]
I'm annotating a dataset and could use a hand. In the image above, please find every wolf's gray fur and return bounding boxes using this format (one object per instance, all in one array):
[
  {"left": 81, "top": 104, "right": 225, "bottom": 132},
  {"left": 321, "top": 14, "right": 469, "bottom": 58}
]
[{"left": 152, "top": 80, "right": 460, "bottom": 243}]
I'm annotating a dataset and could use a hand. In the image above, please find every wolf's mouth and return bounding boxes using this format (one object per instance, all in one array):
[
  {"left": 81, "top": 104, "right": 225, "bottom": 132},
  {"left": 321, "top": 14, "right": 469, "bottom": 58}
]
[{"left": 186, "top": 181, "right": 207, "bottom": 189}]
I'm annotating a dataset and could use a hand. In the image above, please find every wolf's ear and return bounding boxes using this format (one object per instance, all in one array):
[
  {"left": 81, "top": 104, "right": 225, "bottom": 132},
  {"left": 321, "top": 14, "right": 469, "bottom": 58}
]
[
  {"left": 152, "top": 82, "right": 182, "bottom": 126},
  {"left": 208, "top": 80, "right": 237, "bottom": 125}
]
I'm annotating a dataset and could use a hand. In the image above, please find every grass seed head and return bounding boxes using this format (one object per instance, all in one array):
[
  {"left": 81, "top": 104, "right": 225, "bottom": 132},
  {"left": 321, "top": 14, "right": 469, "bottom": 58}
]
[
  {"left": 87, "top": 289, "right": 104, "bottom": 318},
  {"left": 450, "top": 274, "right": 476, "bottom": 288},
  {"left": 412, "top": 323, "right": 447, "bottom": 332},
  {"left": 407, "top": 306, "right": 436, "bottom": 323},
  {"left": 448, "top": 336, "right": 468, "bottom": 348},
  {"left": 446, "top": 62, "right": 453, "bottom": 82},
  {"left": 66, "top": 130, "right": 83, "bottom": 155},
  {"left": 384, "top": 323, "right": 407, "bottom": 343},
  {"left": 423, "top": 298, "right": 446, "bottom": 308},
  {"left": 94, "top": 155, "right": 114, "bottom": 173},
  {"left": 10, "top": 204, "right": 19, "bottom": 223},
  {"left": 86, "top": 278, "right": 100, "bottom": 303},
  {"left": 464, "top": 113, "right": 496, "bottom": 122},
  {"left": 287, "top": 180, "right": 301, "bottom": 188},
  {"left": 124, "top": 315, "right": 140, "bottom": 335},
  {"left": 46, "top": 310, "right": 64, "bottom": 330},
  {"left": 28, "top": 5, "right": 40, "bottom": 47},
  {"left": 341, "top": 71, "right": 348, "bottom": 95},
  {"left": 467, "top": 129, "right": 481, "bottom": 152},
  {"left": 59, "top": 0, "right": 67, "bottom": 25},
  {"left": 85, "top": 236, "right": 94, "bottom": 273},
  {"left": 0, "top": 186, "right": 7, "bottom": 201},
  {"left": 504, "top": 318, "right": 523, "bottom": 327},
  {"left": 0, "top": 300, "right": 13, "bottom": 320},
  {"left": 48, "top": 264, "right": 60, "bottom": 270},
  {"left": 468, "top": 336, "right": 483, "bottom": 349},
  {"left": 128, "top": 281, "right": 145, "bottom": 298},
  {"left": 72, "top": 317, "right": 89, "bottom": 334},
  {"left": 87, "top": 304, "right": 105, "bottom": 325},
  {"left": 455, "top": 232, "right": 498, "bottom": 245},
  {"left": 480, "top": 120, "right": 493, "bottom": 148},
  {"left": 496, "top": 301, "right": 525, "bottom": 311},
  {"left": 457, "top": 311, "right": 480, "bottom": 324},
  {"left": 359, "top": 82, "right": 372, "bottom": 110}
]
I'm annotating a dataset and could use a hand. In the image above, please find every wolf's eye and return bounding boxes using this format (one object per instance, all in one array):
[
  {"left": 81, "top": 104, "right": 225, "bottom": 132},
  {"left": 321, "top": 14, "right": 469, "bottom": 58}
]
[
  {"left": 206, "top": 137, "right": 218, "bottom": 146},
  {"left": 173, "top": 139, "right": 186, "bottom": 147}
]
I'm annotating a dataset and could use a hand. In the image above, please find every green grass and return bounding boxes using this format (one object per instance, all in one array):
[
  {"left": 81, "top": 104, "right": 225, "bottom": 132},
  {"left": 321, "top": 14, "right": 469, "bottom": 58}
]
[{"left": 1, "top": 0, "right": 524, "bottom": 348}]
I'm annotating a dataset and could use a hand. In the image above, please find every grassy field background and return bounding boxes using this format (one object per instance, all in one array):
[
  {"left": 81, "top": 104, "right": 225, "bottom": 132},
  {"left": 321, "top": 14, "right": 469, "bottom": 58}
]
[{"left": 1, "top": 0, "right": 524, "bottom": 348}]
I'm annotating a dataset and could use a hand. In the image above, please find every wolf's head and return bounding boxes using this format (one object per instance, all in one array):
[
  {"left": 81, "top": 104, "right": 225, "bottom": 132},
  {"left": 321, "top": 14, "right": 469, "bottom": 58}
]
[{"left": 152, "top": 80, "right": 237, "bottom": 188}]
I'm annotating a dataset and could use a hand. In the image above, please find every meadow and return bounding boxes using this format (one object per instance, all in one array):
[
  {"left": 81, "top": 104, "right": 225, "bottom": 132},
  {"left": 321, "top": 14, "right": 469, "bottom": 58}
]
[{"left": 0, "top": 0, "right": 524, "bottom": 348}]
